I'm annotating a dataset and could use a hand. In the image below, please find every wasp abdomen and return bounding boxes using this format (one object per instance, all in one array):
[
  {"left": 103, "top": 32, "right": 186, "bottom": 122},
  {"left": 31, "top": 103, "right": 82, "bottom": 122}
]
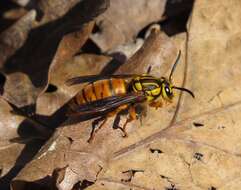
[{"left": 68, "top": 78, "right": 127, "bottom": 112}]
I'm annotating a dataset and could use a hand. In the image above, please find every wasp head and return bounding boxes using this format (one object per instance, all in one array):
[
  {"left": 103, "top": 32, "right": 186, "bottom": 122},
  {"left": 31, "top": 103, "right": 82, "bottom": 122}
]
[
  {"left": 159, "top": 77, "right": 194, "bottom": 102},
  {"left": 160, "top": 77, "right": 174, "bottom": 102},
  {"left": 160, "top": 50, "right": 195, "bottom": 101}
]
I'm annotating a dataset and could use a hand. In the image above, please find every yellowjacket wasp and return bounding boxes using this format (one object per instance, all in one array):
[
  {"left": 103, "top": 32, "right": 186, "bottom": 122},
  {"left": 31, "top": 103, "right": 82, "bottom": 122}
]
[{"left": 66, "top": 51, "right": 194, "bottom": 142}]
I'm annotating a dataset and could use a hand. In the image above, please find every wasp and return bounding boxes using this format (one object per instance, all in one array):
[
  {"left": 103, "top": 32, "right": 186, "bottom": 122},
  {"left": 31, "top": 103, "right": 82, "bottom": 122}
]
[{"left": 66, "top": 51, "right": 194, "bottom": 142}]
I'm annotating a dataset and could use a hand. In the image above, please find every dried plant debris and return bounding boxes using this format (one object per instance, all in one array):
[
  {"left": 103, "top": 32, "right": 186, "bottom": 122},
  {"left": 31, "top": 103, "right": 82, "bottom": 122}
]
[
  {"left": 36, "top": 0, "right": 109, "bottom": 25},
  {"left": 0, "top": 0, "right": 240, "bottom": 190},
  {"left": 0, "top": 0, "right": 109, "bottom": 107},
  {"left": 11, "top": 0, "right": 30, "bottom": 7},
  {"left": 0, "top": 10, "right": 36, "bottom": 68},
  {"left": 116, "top": 28, "right": 178, "bottom": 77},
  {"left": 90, "top": 0, "right": 167, "bottom": 52},
  {"left": 0, "top": 98, "right": 47, "bottom": 189}
]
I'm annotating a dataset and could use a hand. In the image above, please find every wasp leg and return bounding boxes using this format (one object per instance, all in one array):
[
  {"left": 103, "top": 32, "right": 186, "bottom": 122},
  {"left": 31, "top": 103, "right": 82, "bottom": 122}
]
[
  {"left": 122, "top": 106, "right": 137, "bottom": 136},
  {"left": 113, "top": 110, "right": 129, "bottom": 137},
  {"left": 87, "top": 116, "right": 107, "bottom": 143},
  {"left": 135, "top": 103, "right": 147, "bottom": 126},
  {"left": 149, "top": 100, "right": 163, "bottom": 110},
  {"left": 113, "top": 105, "right": 141, "bottom": 138}
]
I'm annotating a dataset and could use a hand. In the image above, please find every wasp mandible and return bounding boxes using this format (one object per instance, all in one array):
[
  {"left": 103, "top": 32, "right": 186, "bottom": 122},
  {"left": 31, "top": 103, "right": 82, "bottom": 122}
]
[{"left": 66, "top": 51, "right": 194, "bottom": 142}]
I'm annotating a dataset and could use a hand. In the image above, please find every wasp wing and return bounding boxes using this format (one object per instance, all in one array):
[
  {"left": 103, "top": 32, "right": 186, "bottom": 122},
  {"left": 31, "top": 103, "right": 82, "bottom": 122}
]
[
  {"left": 66, "top": 74, "right": 138, "bottom": 86},
  {"left": 67, "top": 92, "right": 146, "bottom": 117}
]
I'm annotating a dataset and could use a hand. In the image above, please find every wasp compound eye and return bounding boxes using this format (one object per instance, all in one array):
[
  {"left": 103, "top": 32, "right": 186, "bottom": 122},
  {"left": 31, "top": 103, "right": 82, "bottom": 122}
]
[{"left": 165, "top": 86, "right": 173, "bottom": 97}]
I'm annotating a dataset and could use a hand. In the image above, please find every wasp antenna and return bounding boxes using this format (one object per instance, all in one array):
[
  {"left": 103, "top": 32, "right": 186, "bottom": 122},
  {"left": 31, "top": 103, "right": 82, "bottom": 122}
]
[
  {"left": 169, "top": 50, "right": 181, "bottom": 81},
  {"left": 147, "top": 66, "right": 152, "bottom": 74},
  {"left": 173, "top": 86, "right": 195, "bottom": 98}
]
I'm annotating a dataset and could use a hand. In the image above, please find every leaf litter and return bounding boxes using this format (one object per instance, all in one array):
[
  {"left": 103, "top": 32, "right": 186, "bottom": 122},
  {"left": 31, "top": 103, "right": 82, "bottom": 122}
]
[{"left": 1, "top": 0, "right": 241, "bottom": 190}]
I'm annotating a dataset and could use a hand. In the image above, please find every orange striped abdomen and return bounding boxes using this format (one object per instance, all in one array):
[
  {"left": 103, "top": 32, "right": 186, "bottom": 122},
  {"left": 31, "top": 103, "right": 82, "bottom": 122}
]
[{"left": 68, "top": 78, "right": 127, "bottom": 112}]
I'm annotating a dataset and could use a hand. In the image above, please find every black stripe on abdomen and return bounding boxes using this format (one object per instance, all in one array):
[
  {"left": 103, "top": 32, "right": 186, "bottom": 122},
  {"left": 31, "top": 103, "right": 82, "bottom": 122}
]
[
  {"left": 82, "top": 89, "right": 88, "bottom": 103},
  {"left": 91, "top": 82, "right": 97, "bottom": 100},
  {"left": 108, "top": 79, "right": 115, "bottom": 96}
]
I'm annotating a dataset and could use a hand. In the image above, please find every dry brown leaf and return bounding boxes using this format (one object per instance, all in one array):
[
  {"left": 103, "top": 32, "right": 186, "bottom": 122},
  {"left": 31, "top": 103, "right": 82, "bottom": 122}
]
[
  {"left": 37, "top": 0, "right": 109, "bottom": 26},
  {"left": 0, "top": 0, "right": 109, "bottom": 107},
  {"left": 0, "top": 10, "right": 36, "bottom": 68},
  {"left": 0, "top": 97, "right": 49, "bottom": 189},
  {"left": 91, "top": 0, "right": 167, "bottom": 52},
  {"left": 107, "top": 38, "right": 144, "bottom": 63},
  {"left": 3, "top": 8, "right": 28, "bottom": 20},
  {"left": 36, "top": 0, "right": 82, "bottom": 25},
  {"left": 0, "top": 98, "right": 25, "bottom": 175},
  {"left": 11, "top": 134, "right": 71, "bottom": 190},
  {"left": 117, "top": 28, "right": 179, "bottom": 77},
  {"left": 10, "top": 0, "right": 30, "bottom": 7},
  {"left": 49, "top": 22, "right": 95, "bottom": 71}
]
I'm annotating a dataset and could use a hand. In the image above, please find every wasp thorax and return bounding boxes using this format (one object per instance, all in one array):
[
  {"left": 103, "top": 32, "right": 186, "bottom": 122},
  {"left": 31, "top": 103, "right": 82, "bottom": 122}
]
[{"left": 131, "top": 75, "right": 163, "bottom": 102}]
